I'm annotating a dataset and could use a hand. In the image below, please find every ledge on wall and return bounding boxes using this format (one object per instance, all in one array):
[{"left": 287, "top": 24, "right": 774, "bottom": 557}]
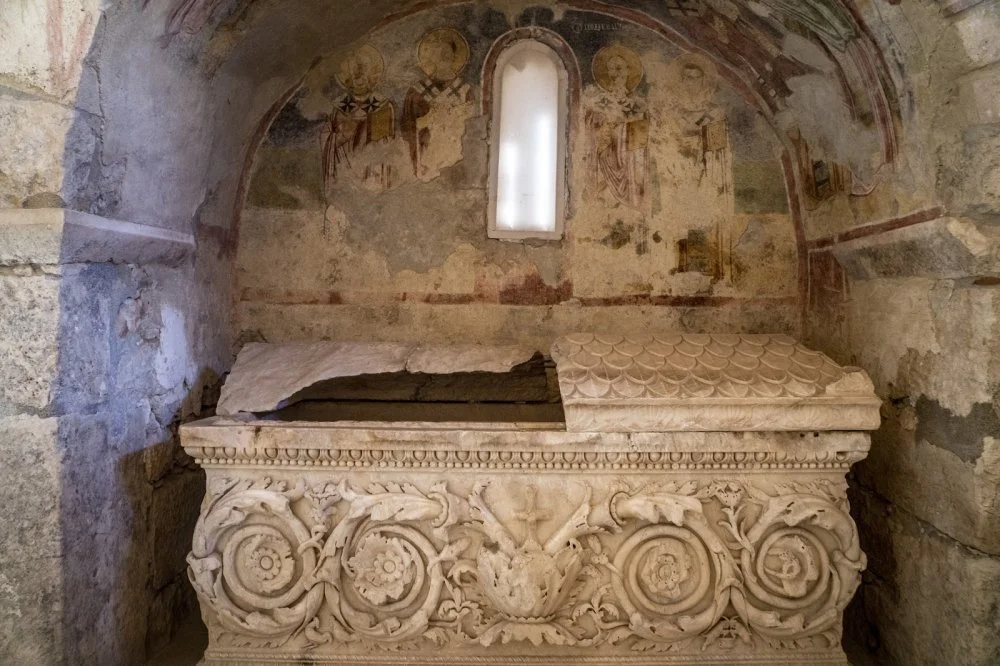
[
  {"left": 830, "top": 216, "right": 1000, "bottom": 281},
  {"left": 0, "top": 208, "right": 195, "bottom": 267}
]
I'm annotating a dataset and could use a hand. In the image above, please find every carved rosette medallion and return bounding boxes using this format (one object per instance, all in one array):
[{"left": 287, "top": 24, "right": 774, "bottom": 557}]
[
  {"left": 607, "top": 486, "right": 738, "bottom": 647},
  {"left": 347, "top": 533, "right": 417, "bottom": 606},
  {"left": 724, "top": 486, "right": 866, "bottom": 644},
  {"left": 187, "top": 477, "right": 327, "bottom": 646},
  {"left": 188, "top": 475, "right": 863, "bottom": 657}
]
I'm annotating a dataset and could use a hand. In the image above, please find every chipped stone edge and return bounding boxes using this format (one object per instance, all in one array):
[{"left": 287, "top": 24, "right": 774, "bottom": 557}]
[
  {"left": 180, "top": 418, "right": 871, "bottom": 470},
  {"left": 560, "top": 399, "right": 882, "bottom": 433},
  {"left": 216, "top": 342, "right": 540, "bottom": 416}
]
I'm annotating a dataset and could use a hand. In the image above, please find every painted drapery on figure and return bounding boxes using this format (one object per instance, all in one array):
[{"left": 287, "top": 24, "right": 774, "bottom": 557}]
[
  {"left": 323, "top": 45, "right": 397, "bottom": 191},
  {"left": 584, "top": 45, "right": 648, "bottom": 210},
  {"left": 402, "top": 28, "right": 475, "bottom": 181}
]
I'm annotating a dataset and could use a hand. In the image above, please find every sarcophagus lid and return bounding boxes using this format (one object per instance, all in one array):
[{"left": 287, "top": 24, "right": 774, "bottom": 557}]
[{"left": 551, "top": 333, "right": 880, "bottom": 432}]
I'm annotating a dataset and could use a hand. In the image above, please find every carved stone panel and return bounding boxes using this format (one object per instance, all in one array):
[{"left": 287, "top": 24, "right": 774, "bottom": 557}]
[
  {"left": 551, "top": 333, "right": 881, "bottom": 432},
  {"left": 186, "top": 434, "right": 864, "bottom": 665}
]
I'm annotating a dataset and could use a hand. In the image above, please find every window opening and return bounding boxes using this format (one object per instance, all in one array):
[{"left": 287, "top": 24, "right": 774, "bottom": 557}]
[{"left": 488, "top": 41, "right": 568, "bottom": 240}]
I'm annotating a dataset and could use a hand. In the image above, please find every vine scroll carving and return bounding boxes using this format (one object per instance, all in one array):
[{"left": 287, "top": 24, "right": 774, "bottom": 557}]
[{"left": 188, "top": 475, "right": 862, "bottom": 660}]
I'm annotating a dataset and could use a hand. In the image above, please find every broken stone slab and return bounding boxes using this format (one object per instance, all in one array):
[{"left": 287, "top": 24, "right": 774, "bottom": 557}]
[
  {"left": 0, "top": 208, "right": 195, "bottom": 267},
  {"left": 216, "top": 341, "right": 540, "bottom": 415}
]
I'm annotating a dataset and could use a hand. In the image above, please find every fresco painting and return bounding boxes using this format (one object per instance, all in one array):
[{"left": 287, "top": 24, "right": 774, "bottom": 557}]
[
  {"left": 584, "top": 44, "right": 648, "bottom": 211},
  {"left": 789, "top": 128, "right": 852, "bottom": 209},
  {"left": 322, "top": 45, "right": 397, "bottom": 192},
  {"left": 403, "top": 28, "right": 476, "bottom": 181},
  {"left": 241, "top": 4, "right": 802, "bottom": 323}
]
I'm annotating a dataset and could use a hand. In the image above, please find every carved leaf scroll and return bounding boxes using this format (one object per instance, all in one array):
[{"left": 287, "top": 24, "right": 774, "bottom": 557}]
[{"left": 189, "top": 476, "right": 864, "bottom": 654}]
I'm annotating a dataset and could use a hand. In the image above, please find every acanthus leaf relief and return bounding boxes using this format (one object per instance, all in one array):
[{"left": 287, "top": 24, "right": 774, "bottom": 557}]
[{"left": 188, "top": 475, "right": 863, "bottom": 653}]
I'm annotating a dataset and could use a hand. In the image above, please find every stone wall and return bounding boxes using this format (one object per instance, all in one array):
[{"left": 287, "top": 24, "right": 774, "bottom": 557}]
[
  {"left": 0, "top": 2, "right": 233, "bottom": 660},
  {"left": 803, "top": 2, "right": 1000, "bottom": 663},
  {"left": 0, "top": 210, "right": 224, "bottom": 663}
]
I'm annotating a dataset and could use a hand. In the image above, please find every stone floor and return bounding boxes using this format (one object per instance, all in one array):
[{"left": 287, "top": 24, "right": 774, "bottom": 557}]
[{"left": 146, "top": 613, "right": 879, "bottom": 665}]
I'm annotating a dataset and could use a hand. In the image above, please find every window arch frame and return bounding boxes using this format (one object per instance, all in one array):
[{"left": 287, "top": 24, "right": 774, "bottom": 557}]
[{"left": 483, "top": 29, "right": 578, "bottom": 241}]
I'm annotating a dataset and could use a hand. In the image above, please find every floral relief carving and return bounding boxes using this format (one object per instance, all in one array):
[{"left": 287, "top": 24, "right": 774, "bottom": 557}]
[
  {"left": 348, "top": 533, "right": 416, "bottom": 605},
  {"left": 188, "top": 475, "right": 864, "bottom": 655},
  {"left": 187, "top": 477, "right": 330, "bottom": 648}
]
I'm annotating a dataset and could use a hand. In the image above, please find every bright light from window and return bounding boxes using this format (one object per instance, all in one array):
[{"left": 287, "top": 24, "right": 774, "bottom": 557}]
[{"left": 495, "top": 49, "right": 559, "bottom": 233}]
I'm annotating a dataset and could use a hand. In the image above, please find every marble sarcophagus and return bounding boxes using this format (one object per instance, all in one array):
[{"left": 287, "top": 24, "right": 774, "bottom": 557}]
[{"left": 182, "top": 334, "right": 880, "bottom": 665}]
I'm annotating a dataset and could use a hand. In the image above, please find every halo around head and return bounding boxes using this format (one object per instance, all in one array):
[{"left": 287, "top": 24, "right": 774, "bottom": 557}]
[
  {"left": 335, "top": 44, "right": 386, "bottom": 95},
  {"left": 593, "top": 44, "right": 643, "bottom": 93},
  {"left": 665, "top": 52, "right": 719, "bottom": 107},
  {"left": 417, "top": 28, "right": 470, "bottom": 81}
]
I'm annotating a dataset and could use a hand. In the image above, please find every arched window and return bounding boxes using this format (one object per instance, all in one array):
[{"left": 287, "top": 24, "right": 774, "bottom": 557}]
[{"left": 487, "top": 39, "right": 569, "bottom": 240}]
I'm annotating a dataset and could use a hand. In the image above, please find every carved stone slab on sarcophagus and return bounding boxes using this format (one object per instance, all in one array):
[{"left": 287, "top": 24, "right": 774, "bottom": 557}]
[
  {"left": 551, "top": 333, "right": 881, "bottom": 432},
  {"left": 182, "top": 334, "right": 879, "bottom": 665}
]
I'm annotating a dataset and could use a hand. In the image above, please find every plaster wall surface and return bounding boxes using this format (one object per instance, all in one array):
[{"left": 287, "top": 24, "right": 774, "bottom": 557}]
[{"left": 236, "top": 4, "right": 802, "bottom": 346}]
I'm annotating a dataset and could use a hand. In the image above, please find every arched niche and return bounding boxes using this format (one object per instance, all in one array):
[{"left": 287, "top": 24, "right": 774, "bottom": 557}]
[{"left": 232, "top": 3, "right": 806, "bottom": 347}]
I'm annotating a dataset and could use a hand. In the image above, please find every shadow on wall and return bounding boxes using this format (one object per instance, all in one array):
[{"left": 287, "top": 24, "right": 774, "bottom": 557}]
[
  {"left": 47, "top": 31, "right": 225, "bottom": 666},
  {"left": 50, "top": 254, "right": 220, "bottom": 662}
]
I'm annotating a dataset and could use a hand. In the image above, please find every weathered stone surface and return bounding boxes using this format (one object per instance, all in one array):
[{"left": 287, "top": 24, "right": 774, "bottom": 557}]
[
  {"left": 0, "top": 416, "right": 61, "bottom": 666},
  {"left": 0, "top": 415, "right": 63, "bottom": 558},
  {"left": 237, "top": 300, "right": 802, "bottom": 352},
  {"left": 217, "top": 341, "right": 539, "bottom": 415},
  {"left": 51, "top": 265, "right": 114, "bottom": 414},
  {"left": 0, "top": 557, "right": 62, "bottom": 666},
  {"left": 841, "top": 278, "right": 998, "bottom": 416},
  {"left": 183, "top": 415, "right": 870, "bottom": 665},
  {"left": 151, "top": 468, "right": 205, "bottom": 591},
  {"left": 858, "top": 401, "right": 1000, "bottom": 556},
  {"left": 0, "top": 208, "right": 195, "bottom": 267},
  {"left": 552, "top": 333, "right": 880, "bottom": 432},
  {"left": 951, "top": 2, "right": 1000, "bottom": 69},
  {"left": 943, "top": 127, "right": 1000, "bottom": 217},
  {"left": 819, "top": 276, "right": 1000, "bottom": 557},
  {"left": 958, "top": 63, "right": 1000, "bottom": 125},
  {"left": 146, "top": 572, "right": 199, "bottom": 657},
  {"left": 0, "top": 94, "right": 99, "bottom": 209},
  {"left": 405, "top": 344, "right": 538, "bottom": 374},
  {"left": 830, "top": 217, "right": 1000, "bottom": 280},
  {"left": 848, "top": 485, "right": 1000, "bottom": 666},
  {"left": 0, "top": 273, "right": 59, "bottom": 412},
  {"left": 0, "top": 0, "right": 99, "bottom": 98}
]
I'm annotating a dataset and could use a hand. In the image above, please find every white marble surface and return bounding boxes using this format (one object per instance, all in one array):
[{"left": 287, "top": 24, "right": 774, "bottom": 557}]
[
  {"left": 551, "top": 333, "right": 881, "bottom": 431},
  {"left": 216, "top": 342, "right": 539, "bottom": 415},
  {"left": 183, "top": 418, "right": 867, "bottom": 665}
]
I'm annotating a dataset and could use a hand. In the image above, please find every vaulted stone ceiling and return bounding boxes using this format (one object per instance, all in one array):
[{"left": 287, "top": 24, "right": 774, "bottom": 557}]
[{"left": 158, "top": 0, "right": 903, "bottom": 188}]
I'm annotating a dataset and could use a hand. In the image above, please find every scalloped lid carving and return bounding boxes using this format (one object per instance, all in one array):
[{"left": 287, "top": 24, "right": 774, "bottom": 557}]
[{"left": 550, "top": 333, "right": 876, "bottom": 402}]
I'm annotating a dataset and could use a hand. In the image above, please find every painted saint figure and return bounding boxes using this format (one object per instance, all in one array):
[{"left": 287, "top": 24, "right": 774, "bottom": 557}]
[
  {"left": 322, "top": 44, "right": 397, "bottom": 191},
  {"left": 401, "top": 28, "right": 475, "bottom": 181},
  {"left": 584, "top": 45, "right": 649, "bottom": 210}
]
